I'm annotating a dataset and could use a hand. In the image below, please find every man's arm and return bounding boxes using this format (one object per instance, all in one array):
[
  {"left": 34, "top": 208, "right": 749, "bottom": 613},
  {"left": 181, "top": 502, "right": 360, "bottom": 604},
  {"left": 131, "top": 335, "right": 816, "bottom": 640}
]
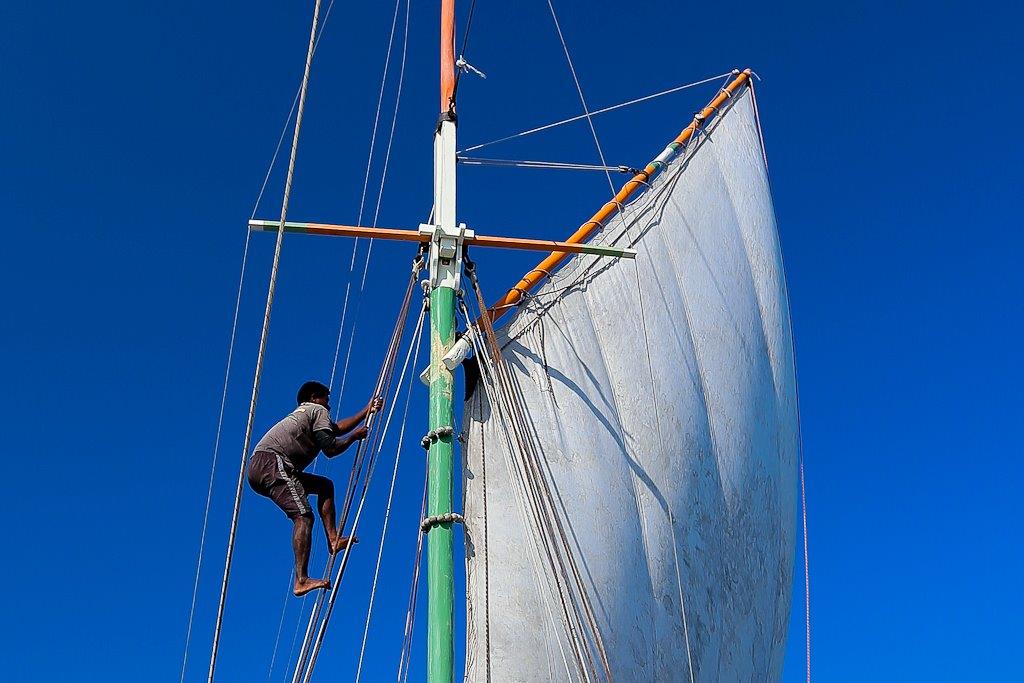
[
  {"left": 314, "top": 427, "right": 369, "bottom": 457},
  {"left": 334, "top": 396, "right": 383, "bottom": 435}
]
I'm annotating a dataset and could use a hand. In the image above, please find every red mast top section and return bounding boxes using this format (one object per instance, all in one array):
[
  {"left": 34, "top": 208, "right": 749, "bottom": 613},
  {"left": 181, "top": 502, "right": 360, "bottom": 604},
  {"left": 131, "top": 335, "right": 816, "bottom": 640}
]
[{"left": 440, "top": 0, "right": 456, "bottom": 113}]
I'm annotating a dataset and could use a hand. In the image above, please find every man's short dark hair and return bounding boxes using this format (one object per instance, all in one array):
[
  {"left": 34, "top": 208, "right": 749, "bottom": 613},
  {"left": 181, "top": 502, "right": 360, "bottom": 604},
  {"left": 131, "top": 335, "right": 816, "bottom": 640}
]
[{"left": 297, "top": 381, "right": 330, "bottom": 405}]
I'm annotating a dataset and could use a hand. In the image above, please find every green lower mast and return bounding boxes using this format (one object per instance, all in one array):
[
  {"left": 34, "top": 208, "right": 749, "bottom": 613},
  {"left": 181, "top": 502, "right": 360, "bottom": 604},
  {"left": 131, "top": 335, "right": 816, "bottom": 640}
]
[{"left": 427, "top": 2, "right": 458, "bottom": 680}]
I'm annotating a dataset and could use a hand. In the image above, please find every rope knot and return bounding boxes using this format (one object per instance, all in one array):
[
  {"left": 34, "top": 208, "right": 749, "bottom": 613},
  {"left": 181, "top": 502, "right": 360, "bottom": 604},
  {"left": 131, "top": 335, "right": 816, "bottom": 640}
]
[
  {"left": 420, "top": 425, "right": 455, "bottom": 450},
  {"left": 421, "top": 512, "right": 465, "bottom": 533}
]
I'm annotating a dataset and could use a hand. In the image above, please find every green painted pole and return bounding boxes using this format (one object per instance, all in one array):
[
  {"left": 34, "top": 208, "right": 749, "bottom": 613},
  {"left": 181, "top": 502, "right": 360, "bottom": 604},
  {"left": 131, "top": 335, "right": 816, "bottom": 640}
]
[
  {"left": 428, "top": 2, "right": 457, "bottom": 680},
  {"left": 427, "top": 285, "right": 456, "bottom": 681}
]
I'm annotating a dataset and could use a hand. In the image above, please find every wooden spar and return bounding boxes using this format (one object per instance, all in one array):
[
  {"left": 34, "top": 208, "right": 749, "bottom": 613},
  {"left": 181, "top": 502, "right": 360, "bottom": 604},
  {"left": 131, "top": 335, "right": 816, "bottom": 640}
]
[
  {"left": 487, "top": 68, "right": 754, "bottom": 322},
  {"left": 247, "top": 219, "right": 637, "bottom": 259}
]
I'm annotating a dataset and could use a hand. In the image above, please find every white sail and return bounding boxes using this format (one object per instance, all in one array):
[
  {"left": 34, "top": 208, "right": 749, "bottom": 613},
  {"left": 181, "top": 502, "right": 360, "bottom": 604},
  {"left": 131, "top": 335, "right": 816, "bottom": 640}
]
[{"left": 463, "top": 85, "right": 798, "bottom": 682}]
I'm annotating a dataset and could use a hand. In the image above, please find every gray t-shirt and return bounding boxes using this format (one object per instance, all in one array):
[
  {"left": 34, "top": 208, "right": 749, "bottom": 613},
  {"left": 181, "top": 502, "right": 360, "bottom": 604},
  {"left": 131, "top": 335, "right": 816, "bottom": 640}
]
[{"left": 254, "top": 402, "right": 334, "bottom": 471}]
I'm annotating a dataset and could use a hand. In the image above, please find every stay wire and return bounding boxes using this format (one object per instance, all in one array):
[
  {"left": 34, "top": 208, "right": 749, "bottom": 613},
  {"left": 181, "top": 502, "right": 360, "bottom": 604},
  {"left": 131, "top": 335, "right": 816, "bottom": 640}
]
[
  {"left": 206, "top": 1, "right": 322, "bottom": 680},
  {"left": 327, "top": 0, "right": 403, "bottom": 396},
  {"left": 451, "top": 0, "right": 479, "bottom": 99},
  {"left": 329, "top": 0, "right": 411, "bottom": 429},
  {"left": 290, "top": 264, "right": 421, "bottom": 683},
  {"left": 545, "top": 0, "right": 615, "bottom": 195},
  {"left": 396, "top": 468, "right": 428, "bottom": 683},
  {"left": 459, "top": 71, "right": 731, "bottom": 154},
  {"left": 466, "top": 269, "right": 608, "bottom": 680},
  {"left": 178, "top": 1, "right": 345, "bottom": 679},
  {"left": 354, "top": 299, "right": 426, "bottom": 682},
  {"left": 298, "top": 289, "right": 425, "bottom": 683}
]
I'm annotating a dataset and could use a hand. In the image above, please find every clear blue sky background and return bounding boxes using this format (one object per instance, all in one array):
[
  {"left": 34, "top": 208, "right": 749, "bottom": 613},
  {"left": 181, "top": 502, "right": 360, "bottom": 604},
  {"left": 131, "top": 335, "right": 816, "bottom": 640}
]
[{"left": 1, "top": 1, "right": 1020, "bottom": 681}]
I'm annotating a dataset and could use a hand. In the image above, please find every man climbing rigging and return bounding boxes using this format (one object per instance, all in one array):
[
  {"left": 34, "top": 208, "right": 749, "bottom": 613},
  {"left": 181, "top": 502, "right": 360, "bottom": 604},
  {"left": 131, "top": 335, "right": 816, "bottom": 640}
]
[{"left": 247, "top": 381, "right": 383, "bottom": 596}]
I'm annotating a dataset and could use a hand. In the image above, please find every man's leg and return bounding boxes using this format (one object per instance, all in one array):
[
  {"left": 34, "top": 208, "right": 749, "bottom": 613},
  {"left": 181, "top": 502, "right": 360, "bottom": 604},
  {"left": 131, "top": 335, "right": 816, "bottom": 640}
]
[
  {"left": 299, "top": 473, "right": 356, "bottom": 554},
  {"left": 291, "top": 514, "right": 329, "bottom": 596}
]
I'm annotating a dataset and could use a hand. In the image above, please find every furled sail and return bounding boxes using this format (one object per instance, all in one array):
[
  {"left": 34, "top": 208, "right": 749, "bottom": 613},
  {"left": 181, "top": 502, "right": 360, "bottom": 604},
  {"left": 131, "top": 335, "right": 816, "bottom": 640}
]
[{"left": 463, "top": 85, "right": 798, "bottom": 681}]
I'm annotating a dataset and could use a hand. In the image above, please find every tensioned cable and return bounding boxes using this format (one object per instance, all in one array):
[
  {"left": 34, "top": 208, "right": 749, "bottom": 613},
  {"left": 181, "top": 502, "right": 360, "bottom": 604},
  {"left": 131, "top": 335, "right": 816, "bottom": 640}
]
[
  {"left": 326, "top": 0, "right": 403, "bottom": 395},
  {"left": 265, "top": 572, "right": 296, "bottom": 681},
  {"left": 451, "top": 0, "right": 479, "bottom": 99},
  {"left": 206, "top": 1, "right": 323, "bottom": 680},
  {"left": 631, "top": 250, "right": 695, "bottom": 683},
  {"left": 459, "top": 71, "right": 731, "bottom": 154},
  {"left": 545, "top": 0, "right": 616, "bottom": 196},
  {"left": 465, "top": 268, "right": 609, "bottom": 679},
  {"left": 396, "top": 473, "right": 428, "bottom": 683},
  {"left": 329, "top": 0, "right": 410, "bottom": 415},
  {"left": 177, "top": 1, "right": 347, "bottom": 678},
  {"left": 800, "top": 453, "right": 811, "bottom": 682},
  {"left": 298, "top": 297, "right": 426, "bottom": 683},
  {"left": 290, "top": 265, "right": 421, "bottom": 683},
  {"left": 457, "top": 156, "right": 638, "bottom": 174},
  {"left": 272, "top": 1, "right": 411, "bottom": 671},
  {"left": 354, "top": 301, "right": 426, "bottom": 682}
]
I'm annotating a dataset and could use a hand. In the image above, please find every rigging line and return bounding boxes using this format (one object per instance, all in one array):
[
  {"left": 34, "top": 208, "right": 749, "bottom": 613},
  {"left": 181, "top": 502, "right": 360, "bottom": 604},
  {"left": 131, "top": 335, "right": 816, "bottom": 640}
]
[
  {"left": 360, "top": 0, "right": 412, "bottom": 291},
  {"left": 292, "top": 268, "right": 420, "bottom": 683},
  {"left": 458, "top": 299, "right": 577, "bottom": 682},
  {"left": 282, "top": 596, "right": 313, "bottom": 683},
  {"left": 631, "top": 254, "right": 695, "bottom": 683},
  {"left": 266, "top": 572, "right": 296, "bottom": 681},
  {"left": 800, "top": 453, "right": 811, "bottom": 683},
  {"left": 466, "top": 272, "right": 604, "bottom": 680},
  {"left": 179, "top": 222, "right": 253, "bottom": 683},
  {"left": 544, "top": 0, "right": 615, "bottom": 195},
  {"left": 396, "top": 472, "right": 427, "bottom": 683},
  {"left": 178, "top": 0, "right": 337, "bottom": 669},
  {"left": 461, "top": 308, "right": 585, "bottom": 681},
  {"left": 460, "top": 71, "right": 734, "bottom": 154},
  {"left": 291, "top": 265, "right": 420, "bottom": 683},
  {"left": 207, "top": 1, "right": 323, "bottom": 680},
  {"left": 300, "top": 300, "right": 426, "bottom": 683},
  {"left": 451, "top": 0, "right": 479, "bottom": 98},
  {"left": 330, "top": 0, "right": 412, "bottom": 425},
  {"left": 355, "top": 300, "right": 426, "bottom": 683},
  {"left": 457, "top": 156, "right": 638, "bottom": 173}
]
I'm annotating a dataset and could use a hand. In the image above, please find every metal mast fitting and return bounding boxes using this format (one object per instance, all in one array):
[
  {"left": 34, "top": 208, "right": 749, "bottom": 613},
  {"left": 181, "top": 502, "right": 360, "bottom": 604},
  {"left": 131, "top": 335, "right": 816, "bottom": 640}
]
[{"left": 419, "top": 222, "right": 474, "bottom": 289}]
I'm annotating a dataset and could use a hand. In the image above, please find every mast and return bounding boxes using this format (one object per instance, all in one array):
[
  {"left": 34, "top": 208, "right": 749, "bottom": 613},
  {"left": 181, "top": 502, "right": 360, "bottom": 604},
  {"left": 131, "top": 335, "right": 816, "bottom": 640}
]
[{"left": 427, "top": 1, "right": 458, "bottom": 681}]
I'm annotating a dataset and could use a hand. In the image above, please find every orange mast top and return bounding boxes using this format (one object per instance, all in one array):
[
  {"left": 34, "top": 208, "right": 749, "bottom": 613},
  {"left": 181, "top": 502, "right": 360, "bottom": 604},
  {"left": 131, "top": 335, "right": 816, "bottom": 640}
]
[{"left": 440, "top": 0, "right": 456, "bottom": 113}]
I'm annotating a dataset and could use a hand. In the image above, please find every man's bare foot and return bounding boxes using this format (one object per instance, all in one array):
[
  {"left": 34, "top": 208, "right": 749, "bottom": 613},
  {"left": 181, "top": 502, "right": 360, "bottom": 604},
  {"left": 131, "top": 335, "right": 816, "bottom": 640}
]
[
  {"left": 293, "top": 577, "right": 330, "bottom": 597},
  {"left": 330, "top": 534, "right": 359, "bottom": 555}
]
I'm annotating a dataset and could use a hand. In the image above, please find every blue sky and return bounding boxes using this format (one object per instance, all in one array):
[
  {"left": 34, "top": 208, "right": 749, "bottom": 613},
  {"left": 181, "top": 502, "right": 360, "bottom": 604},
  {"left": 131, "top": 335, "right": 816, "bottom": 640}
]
[{"left": 1, "top": 0, "right": 1021, "bottom": 681}]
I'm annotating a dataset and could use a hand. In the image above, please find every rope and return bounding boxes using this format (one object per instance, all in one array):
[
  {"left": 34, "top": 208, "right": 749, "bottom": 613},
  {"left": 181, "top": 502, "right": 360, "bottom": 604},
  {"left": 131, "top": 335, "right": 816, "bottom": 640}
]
[
  {"left": 451, "top": 0, "right": 479, "bottom": 99},
  {"left": 396, "top": 471, "right": 428, "bottom": 683},
  {"left": 289, "top": 261, "right": 421, "bottom": 683},
  {"left": 178, "top": 1, "right": 354, "bottom": 675},
  {"left": 800, "top": 453, "right": 811, "bottom": 682},
  {"left": 631, "top": 253, "right": 695, "bottom": 683},
  {"left": 265, "top": 572, "right": 295, "bottom": 680},
  {"left": 460, "top": 71, "right": 733, "bottom": 154},
  {"left": 354, "top": 301, "right": 426, "bottom": 682},
  {"left": 206, "top": 1, "right": 322, "bottom": 679},
  {"left": 297, "top": 293, "right": 425, "bottom": 683},
  {"left": 328, "top": 0, "right": 411, "bottom": 423},
  {"left": 465, "top": 267, "right": 611, "bottom": 681},
  {"left": 457, "top": 156, "right": 638, "bottom": 174},
  {"left": 459, "top": 302, "right": 573, "bottom": 682},
  {"left": 420, "top": 512, "right": 465, "bottom": 532},
  {"left": 545, "top": 0, "right": 615, "bottom": 196}
]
